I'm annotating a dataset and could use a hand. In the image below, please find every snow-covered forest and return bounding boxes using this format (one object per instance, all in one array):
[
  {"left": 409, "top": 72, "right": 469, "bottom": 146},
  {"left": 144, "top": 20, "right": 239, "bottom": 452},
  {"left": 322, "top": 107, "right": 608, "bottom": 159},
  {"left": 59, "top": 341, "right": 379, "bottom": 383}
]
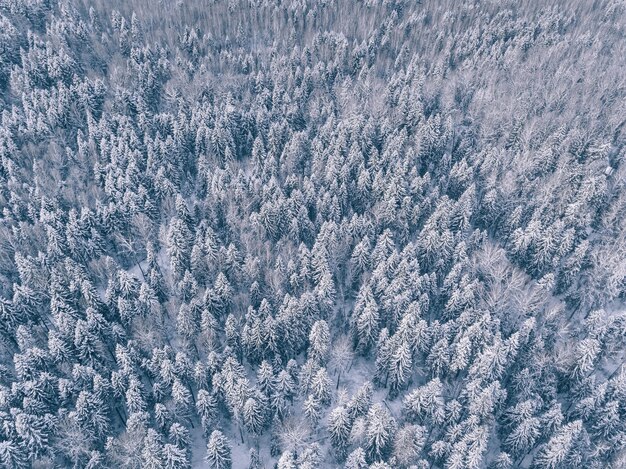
[{"left": 0, "top": 0, "right": 625, "bottom": 467}]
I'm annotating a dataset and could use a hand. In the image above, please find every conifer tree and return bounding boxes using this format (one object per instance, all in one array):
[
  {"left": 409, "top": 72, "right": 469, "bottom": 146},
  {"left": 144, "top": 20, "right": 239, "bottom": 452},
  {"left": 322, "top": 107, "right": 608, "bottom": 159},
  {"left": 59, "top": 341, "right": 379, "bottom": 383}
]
[
  {"left": 329, "top": 405, "right": 352, "bottom": 459},
  {"left": 205, "top": 430, "right": 232, "bottom": 469},
  {"left": 388, "top": 340, "right": 413, "bottom": 396},
  {"left": 344, "top": 447, "right": 368, "bottom": 469},
  {"left": 142, "top": 429, "right": 165, "bottom": 469},
  {"left": 0, "top": 440, "right": 28, "bottom": 469},
  {"left": 304, "top": 394, "right": 322, "bottom": 428},
  {"left": 311, "top": 367, "right": 332, "bottom": 405},
  {"left": 309, "top": 319, "right": 330, "bottom": 364},
  {"left": 533, "top": 420, "right": 583, "bottom": 469},
  {"left": 365, "top": 403, "right": 397, "bottom": 462},
  {"left": 163, "top": 443, "right": 191, "bottom": 469},
  {"left": 243, "top": 396, "right": 266, "bottom": 436}
]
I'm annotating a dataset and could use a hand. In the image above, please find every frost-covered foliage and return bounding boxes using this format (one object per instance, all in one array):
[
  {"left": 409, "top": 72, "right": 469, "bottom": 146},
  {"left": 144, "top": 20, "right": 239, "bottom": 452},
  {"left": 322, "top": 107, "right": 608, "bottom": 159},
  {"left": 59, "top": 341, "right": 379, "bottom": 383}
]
[{"left": 0, "top": 0, "right": 625, "bottom": 468}]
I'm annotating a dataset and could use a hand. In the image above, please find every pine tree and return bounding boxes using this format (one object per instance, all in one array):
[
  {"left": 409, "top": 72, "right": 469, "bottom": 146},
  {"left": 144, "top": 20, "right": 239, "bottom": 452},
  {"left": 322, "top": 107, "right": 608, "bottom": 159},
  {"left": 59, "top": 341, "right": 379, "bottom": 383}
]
[
  {"left": 190, "top": 240, "right": 208, "bottom": 284},
  {"left": 125, "top": 377, "right": 147, "bottom": 414},
  {"left": 392, "top": 424, "right": 426, "bottom": 467},
  {"left": 369, "top": 462, "right": 393, "bottom": 469},
  {"left": 277, "top": 450, "right": 297, "bottom": 469},
  {"left": 178, "top": 270, "right": 198, "bottom": 302},
  {"left": 73, "top": 390, "right": 110, "bottom": 439},
  {"left": 533, "top": 420, "right": 583, "bottom": 469},
  {"left": 427, "top": 338, "right": 450, "bottom": 378},
  {"left": 504, "top": 417, "right": 540, "bottom": 457},
  {"left": 591, "top": 399, "right": 622, "bottom": 441},
  {"left": 388, "top": 339, "right": 413, "bottom": 396},
  {"left": 225, "top": 313, "right": 241, "bottom": 356},
  {"left": 450, "top": 336, "right": 472, "bottom": 375},
  {"left": 344, "top": 447, "right": 368, "bottom": 469},
  {"left": 298, "top": 443, "right": 322, "bottom": 469},
  {"left": 257, "top": 361, "right": 276, "bottom": 396},
  {"left": 329, "top": 405, "right": 352, "bottom": 459},
  {"left": 316, "top": 271, "right": 336, "bottom": 316},
  {"left": 244, "top": 396, "right": 267, "bottom": 436},
  {"left": 347, "top": 381, "right": 373, "bottom": 421},
  {"left": 142, "top": 429, "right": 165, "bottom": 469},
  {"left": 304, "top": 394, "right": 322, "bottom": 428},
  {"left": 490, "top": 452, "right": 513, "bottom": 469},
  {"left": 354, "top": 296, "right": 380, "bottom": 354},
  {"left": 0, "top": 440, "right": 28, "bottom": 469},
  {"left": 14, "top": 411, "right": 52, "bottom": 460},
  {"left": 373, "top": 329, "right": 392, "bottom": 386},
  {"left": 210, "top": 273, "right": 234, "bottom": 318},
  {"left": 464, "top": 425, "right": 490, "bottom": 469},
  {"left": 201, "top": 309, "right": 219, "bottom": 349},
  {"left": 155, "top": 403, "right": 171, "bottom": 431},
  {"left": 167, "top": 218, "right": 192, "bottom": 280},
  {"left": 467, "top": 380, "right": 506, "bottom": 420},
  {"left": 248, "top": 447, "right": 262, "bottom": 469},
  {"left": 169, "top": 423, "right": 192, "bottom": 449},
  {"left": 350, "top": 237, "right": 371, "bottom": 280},
  {"left": 85, "top": 450, "right": 106, "bottom": 469},
  {"left": 205, "top": 430, "right": 232, "bottom": 469},
  {"left": 172, "top": 379, "right": 194, "bottom": 422},
  {"left": 270, "top": 415, "right": 282, "bottom": 458},
  {"left": 570, "top": 338, "right": 600, "bottom": 380},
  {"left": 403, "top": 378, "right": 445, "bottom": 426},
  {"left": 275, "top": 369, "right": 296, "bottom": 402},
  {"left": 311, "top": 367, "right": 332, "bottom": 405},
  {"left": 196, "top": 389, "right": 218, "bottom": 433},
  {"left": 309, "top": 319, "right": 330, "bottom": 364},
  {"left": 365, "top": 403, "right": 397, "bottom": 462},
  {"left": 163, "top": 443, "right": 191, "bottom": 469}
]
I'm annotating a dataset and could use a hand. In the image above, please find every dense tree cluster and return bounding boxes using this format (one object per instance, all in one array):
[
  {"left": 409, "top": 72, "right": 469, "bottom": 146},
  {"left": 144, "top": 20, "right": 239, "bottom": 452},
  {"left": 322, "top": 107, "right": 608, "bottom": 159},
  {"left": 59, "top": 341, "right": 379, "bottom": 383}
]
[{"left": 0, "top": 0, "right": 625, "bottom": 467}]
